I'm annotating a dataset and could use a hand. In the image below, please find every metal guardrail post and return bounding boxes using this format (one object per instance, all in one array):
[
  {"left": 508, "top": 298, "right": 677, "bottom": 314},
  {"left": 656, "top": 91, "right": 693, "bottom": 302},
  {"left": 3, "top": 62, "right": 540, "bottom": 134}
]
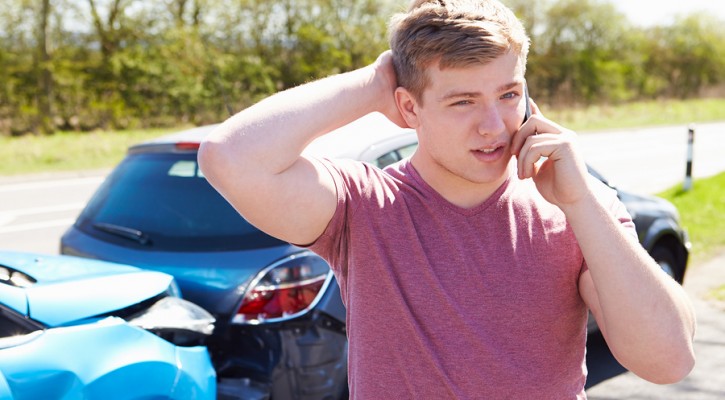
[{"left": 683, "top": 124, "right": 695, "bottom": 192}]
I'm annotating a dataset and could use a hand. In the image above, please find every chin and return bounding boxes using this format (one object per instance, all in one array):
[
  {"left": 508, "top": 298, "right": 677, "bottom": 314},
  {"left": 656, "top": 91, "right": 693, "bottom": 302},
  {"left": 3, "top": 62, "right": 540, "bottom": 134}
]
[{"left": 462, "top": 168, "right": 511, "bottom": 187}]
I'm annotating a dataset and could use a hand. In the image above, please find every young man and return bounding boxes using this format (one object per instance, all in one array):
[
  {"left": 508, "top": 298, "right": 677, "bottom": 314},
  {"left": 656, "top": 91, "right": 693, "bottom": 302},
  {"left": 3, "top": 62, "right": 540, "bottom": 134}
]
[{"left": 199, "top": 0, "right": 695, "bottom": 398}]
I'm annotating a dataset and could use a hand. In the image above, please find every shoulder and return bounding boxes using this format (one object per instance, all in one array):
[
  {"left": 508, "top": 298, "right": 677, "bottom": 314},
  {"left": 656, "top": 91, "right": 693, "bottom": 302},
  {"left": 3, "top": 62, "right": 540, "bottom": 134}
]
[{"left": 312, "top": 157, "right": 407, "bottom": 200}]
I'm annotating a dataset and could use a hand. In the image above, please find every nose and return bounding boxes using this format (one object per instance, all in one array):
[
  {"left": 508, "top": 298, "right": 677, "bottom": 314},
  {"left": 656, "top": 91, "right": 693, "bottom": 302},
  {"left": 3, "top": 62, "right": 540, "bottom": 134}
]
[{"left": 476, "top": 104, "right": 507, "bottom": 137}]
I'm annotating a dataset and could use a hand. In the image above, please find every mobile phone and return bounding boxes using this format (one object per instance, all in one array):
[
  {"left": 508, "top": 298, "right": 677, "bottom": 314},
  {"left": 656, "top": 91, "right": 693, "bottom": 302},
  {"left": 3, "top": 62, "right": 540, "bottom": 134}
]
[{"left": 522, "top": 82, "right": 531, "bottom": 125}]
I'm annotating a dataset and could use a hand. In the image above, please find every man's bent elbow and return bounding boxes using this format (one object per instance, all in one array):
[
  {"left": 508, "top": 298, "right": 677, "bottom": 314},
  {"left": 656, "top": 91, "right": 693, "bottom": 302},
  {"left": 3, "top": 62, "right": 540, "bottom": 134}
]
[
  {"left": 661, "top": 351, "right": 696, "bottom": 384},
  {"left": 197, "top": 140, "right": 213, "bottom": 175},
  {"left": 197, "top": 137, "right": 230, "bottom": 188},
  {"left": 638, "top": 349, "right": 696, "bottom": 385}
]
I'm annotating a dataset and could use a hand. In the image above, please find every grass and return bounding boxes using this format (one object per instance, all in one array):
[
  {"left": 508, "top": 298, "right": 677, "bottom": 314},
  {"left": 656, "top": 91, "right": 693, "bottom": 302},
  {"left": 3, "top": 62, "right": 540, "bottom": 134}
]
[
  {"left": 657, "top": 172, "right": 725, "bottom": 264},
  {"left": 655, "top": 171, "right": 725, "bottom": 305},
  {"left": 711, "top": 286, "right": 725, "bottom": 303},
  {"left": 0, "top": 127, "right": 183, "bottom": 176},
  {"left": 545, "top": 98, "right": 725, "bottom": 132}
]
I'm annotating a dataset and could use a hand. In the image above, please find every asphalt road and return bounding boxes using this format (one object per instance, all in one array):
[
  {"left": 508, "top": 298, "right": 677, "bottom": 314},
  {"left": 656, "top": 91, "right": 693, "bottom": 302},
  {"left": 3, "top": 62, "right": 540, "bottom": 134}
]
[
  {"left": 578, "top": 121, "right": 725, "bottom": 195},
  {"left": 0, "top": 171, "right": 104, "bottom": 255},
  {"left": 1, "top": 122, "right": 725, "bottom": 397}
]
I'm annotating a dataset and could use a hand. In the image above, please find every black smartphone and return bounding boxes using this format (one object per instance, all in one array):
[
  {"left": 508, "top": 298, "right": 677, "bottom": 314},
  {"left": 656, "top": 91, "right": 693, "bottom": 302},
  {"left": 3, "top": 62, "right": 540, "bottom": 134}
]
[{"left": 522, "top": 82, "right": 531, "bottom": 125}]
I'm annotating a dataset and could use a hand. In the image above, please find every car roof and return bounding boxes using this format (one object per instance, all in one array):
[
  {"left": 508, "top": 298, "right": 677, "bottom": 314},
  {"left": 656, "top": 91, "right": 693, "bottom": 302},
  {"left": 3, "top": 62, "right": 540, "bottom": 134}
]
[
  {"left": 130, "top": 112, "right": 417, "bottom": 161},
  {"left": 302, "top": 112, "right": 416, "bottom": 159}
]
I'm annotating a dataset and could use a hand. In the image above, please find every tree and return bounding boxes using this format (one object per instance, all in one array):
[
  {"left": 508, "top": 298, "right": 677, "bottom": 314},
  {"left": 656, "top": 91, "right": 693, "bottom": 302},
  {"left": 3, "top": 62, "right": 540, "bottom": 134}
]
[
  {"left": 36, "top": 0, "right": 54, "bottom": 134},
  {"left": 230, "top": 0, "right": 390, "bottom": 91},
  {"left": 535, "top": 0, "right": 634, "bottom": 105},
  {"left": 2, "top": 0, "right": 723, "bottom": 136},
  {"left": 645, "top": 13, "right": 725, "bottom": 98}
]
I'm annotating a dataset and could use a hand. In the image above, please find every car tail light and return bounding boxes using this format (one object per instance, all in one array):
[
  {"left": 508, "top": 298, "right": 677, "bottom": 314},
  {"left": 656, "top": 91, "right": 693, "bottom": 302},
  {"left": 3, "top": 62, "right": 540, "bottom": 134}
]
[
  {"left": 175, "top": 142, "right": 201, "bottom": 151},
  {"left": 232, "top": 251, "right": 331, "bottom": 325}
]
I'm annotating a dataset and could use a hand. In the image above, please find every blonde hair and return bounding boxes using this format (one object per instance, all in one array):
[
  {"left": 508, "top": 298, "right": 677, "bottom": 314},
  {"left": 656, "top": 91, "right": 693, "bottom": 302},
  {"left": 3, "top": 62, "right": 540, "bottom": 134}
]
[{"left": 389, "top": 0, "right": 530, "bottom": 102}]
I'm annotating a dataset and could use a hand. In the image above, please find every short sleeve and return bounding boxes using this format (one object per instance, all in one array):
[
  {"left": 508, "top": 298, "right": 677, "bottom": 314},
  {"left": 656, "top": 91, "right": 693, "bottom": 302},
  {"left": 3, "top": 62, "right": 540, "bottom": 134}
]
[{"left": 300, "top": 158, "right": 351, "bottom": 276}]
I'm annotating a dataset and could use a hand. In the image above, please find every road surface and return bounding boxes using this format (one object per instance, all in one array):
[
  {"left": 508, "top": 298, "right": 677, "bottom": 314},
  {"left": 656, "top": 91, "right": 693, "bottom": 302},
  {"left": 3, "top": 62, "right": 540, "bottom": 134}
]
[{"left": 579, "top": 121, "right": 725, "bottom": 195}]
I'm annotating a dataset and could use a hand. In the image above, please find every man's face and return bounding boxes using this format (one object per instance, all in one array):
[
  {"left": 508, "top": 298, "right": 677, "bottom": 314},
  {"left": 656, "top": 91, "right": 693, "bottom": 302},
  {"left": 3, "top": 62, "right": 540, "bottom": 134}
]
[{"left": 405, "top": 51, "right": 527, "bottom": 192}]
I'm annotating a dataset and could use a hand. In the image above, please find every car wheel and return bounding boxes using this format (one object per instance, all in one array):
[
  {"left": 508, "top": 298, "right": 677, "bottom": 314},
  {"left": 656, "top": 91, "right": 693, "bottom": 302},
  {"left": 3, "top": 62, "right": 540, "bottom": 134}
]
[{"left": 650, "top": 246, "right": 679, "bottom": 281}]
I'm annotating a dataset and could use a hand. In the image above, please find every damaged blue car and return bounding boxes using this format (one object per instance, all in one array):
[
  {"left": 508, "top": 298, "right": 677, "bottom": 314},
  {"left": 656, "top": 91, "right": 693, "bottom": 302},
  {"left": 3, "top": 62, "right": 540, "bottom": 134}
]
[{"left": 0, "top": 251, "right": 217, "bottom": 399}]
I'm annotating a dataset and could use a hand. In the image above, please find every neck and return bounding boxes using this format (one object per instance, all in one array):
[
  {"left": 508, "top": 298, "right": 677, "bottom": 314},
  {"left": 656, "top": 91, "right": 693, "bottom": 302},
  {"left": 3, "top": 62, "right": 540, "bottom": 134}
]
[{"left": 410, "top": 157, "right": 514, "bottom": 209}]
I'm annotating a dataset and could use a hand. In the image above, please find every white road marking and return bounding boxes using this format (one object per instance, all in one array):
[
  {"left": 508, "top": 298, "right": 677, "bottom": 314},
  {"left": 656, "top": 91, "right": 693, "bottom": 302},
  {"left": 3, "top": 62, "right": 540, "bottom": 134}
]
[
  {"left": 1, "top": 203, "right": 86, "bottom": 218},
  {"left": 0, "top": 218, "right": 76, "bottom": 234},
  {"left": 0, "top": 176, "right": 105, "bottom": 193},
  {"left": 0, "top": 203, "right": 85, "bottom": 229}
]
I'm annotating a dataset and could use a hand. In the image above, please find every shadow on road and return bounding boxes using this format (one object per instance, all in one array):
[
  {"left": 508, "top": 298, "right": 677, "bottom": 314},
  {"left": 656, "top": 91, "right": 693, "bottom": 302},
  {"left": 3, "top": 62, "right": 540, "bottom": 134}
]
[{"left": 585, "top": 331, "right": 627, "bottom": 389}]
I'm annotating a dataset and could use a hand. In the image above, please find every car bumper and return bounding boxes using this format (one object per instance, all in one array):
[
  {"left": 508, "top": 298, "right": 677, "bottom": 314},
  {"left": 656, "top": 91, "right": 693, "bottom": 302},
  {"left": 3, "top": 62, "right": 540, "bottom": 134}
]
[
  {"left": 0, "top": 317, "right": 216, "bottom": 399},
  {"left": 212, "top": 314, "right": 348, "bottom": 400}
]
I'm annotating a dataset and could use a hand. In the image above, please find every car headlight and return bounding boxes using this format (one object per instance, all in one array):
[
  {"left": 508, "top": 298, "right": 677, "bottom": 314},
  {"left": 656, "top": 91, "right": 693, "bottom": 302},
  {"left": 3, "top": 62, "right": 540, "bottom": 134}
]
[
  {"left": 128, "top": 297, "right": 215, "bottom": 346},
  {"left": 232, "top": 251, "right": 332, "bottom": 325},
  {"left": 0, "top": 266, "right": 36, "bottom": 288}
]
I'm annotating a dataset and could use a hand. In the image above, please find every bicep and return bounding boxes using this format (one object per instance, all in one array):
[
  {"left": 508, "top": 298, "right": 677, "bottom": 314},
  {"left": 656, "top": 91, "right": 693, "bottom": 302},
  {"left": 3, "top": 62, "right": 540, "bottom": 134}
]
[
  {"left": 579, "top": 269, "right": 609, "bottom": 339},
  {"left": 216, "top": 155, "right": 338, "bottom": 246}
]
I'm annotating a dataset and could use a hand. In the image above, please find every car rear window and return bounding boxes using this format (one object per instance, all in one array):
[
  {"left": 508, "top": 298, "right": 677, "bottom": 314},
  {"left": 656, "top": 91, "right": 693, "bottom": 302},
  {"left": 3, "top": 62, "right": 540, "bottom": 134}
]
[{"left": 76, "top": 152, "right": 284, "bottom": 251}]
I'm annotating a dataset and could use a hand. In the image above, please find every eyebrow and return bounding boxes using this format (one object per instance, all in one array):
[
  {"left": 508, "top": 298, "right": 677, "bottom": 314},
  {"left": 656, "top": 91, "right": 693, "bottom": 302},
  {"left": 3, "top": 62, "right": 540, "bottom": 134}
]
[
  {"left": 438, "top": 91, "right": 481, "bottom": 102},
  {"left": 437, "top": 81, "right": 524, "bottom": 102},
  {"left": 497, "top": 81, "right": 522, "bottom": 92}
]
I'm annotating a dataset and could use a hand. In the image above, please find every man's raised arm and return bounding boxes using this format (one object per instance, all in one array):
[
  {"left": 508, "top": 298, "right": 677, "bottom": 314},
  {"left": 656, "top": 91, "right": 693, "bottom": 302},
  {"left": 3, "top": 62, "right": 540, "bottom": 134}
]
[{"left": 198, "top": 52, "right": 404, "bottom": 245}]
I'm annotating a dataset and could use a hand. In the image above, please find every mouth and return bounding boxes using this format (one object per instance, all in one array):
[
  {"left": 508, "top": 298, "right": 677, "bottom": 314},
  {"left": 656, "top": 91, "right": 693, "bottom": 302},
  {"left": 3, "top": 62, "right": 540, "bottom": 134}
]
[
  {"left": 474, "top": 144, "right": 506, "bottom": 154},
  {"left": 471, "top": 144, "right": 506, "bottom": 161}
]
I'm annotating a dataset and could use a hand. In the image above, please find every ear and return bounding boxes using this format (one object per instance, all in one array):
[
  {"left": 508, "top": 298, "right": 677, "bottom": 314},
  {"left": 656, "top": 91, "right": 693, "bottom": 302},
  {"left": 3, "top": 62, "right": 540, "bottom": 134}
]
[{"left": 394, "top": 87, "right": 421, "bottom": 129}]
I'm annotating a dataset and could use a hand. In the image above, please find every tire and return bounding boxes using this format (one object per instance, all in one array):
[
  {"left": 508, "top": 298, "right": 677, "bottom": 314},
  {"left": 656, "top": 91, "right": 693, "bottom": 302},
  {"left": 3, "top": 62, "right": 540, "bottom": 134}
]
[{"left": 650, "top": 246, "right": 681, "bottom": 282}]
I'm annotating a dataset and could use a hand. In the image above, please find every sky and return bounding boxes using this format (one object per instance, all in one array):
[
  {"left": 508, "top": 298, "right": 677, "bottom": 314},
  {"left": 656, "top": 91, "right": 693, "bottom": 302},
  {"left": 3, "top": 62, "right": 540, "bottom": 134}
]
[{"left": 608, "top": 0, "right": 725, "bottom": 26}]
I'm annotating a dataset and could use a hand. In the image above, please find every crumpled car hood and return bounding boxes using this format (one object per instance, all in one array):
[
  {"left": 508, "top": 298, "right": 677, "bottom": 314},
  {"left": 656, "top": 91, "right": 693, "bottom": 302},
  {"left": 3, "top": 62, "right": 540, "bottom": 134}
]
[{"left": 0, "top": 252, "right": 173, "bottom": 327}]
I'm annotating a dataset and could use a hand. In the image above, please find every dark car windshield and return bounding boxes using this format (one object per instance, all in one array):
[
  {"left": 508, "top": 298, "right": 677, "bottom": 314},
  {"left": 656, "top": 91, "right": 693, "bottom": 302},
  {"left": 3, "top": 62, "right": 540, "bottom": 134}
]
[{"left": 76, "top": 152, "right": 284, "bottom": 251}]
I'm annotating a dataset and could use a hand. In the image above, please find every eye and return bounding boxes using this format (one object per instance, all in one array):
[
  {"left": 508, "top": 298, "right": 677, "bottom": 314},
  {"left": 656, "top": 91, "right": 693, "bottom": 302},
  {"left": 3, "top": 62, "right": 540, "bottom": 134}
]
[
  {"left": 451, "top": 99, "right": 473, "bottom": 106},
  {"left": 500, "top": 91, "right": 518, "bottom": 100}
]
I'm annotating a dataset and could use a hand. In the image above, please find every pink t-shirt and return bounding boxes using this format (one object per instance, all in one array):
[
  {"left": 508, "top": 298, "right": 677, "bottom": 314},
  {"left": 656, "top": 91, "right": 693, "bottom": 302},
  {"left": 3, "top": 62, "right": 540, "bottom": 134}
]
[{"left": 307, "top": 158, "right": 634, "bottom": 399}]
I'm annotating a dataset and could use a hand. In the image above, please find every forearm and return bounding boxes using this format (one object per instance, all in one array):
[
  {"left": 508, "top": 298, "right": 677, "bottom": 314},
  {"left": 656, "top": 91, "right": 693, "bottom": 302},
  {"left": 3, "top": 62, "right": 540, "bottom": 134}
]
[
  {"left": 564, "top": 191, "right": 696, "bottom": 383},
  {"left": 201, "top": 65, "right": 382, "bottom": 176}
]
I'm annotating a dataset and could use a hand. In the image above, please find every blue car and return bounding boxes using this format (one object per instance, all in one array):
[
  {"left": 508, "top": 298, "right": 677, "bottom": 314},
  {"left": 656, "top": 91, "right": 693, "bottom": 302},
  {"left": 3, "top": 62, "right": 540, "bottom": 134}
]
[{"left": 0, "top": 251, "right": 217, "bottom": 399}]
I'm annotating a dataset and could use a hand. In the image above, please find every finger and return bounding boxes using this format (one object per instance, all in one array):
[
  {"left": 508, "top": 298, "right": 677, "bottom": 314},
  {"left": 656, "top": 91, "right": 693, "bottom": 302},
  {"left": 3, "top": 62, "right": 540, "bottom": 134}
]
[
  {"left": 511, "top": 117, "right": 537, "bottom": 156},
  {"left": 529, "top": 98, "right": 543, "bottom": 117},
  {"left": 511, "top": 114, "right": 560, "bottom": 156},
  {"left": 517, "top": 134, "right": 560, "bottom": 179}
]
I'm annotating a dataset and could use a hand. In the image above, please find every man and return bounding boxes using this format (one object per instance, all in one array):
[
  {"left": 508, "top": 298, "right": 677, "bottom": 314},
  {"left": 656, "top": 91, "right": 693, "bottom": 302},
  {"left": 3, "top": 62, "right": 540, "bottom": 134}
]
[{"left": 199, "top": 0, "right": 695, "bottom": 398}]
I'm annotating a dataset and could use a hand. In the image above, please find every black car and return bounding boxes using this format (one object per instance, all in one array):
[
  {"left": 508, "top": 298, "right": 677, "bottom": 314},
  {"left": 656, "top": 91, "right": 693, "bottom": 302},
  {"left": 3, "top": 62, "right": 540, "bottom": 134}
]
[{"left": 61, "top": 113, "right": 689, "bottom": 399}]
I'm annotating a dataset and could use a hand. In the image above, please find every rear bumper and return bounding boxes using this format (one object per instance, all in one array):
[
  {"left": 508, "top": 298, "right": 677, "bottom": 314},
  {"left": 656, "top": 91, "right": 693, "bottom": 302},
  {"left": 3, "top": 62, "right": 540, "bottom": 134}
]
[{"left": 212, "top": 313, "right": 348, "bottom": 400}]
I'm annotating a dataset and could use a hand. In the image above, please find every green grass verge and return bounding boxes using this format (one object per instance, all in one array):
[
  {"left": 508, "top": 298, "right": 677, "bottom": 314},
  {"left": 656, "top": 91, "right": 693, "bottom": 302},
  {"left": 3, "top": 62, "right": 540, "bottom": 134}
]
[
  {"left": 711, "top": 285, "right": 725, "bottom": 303},
  {"left": 546, "top": 98, "right": 725, "bottom": 132},
  {"left": 0, "top": 127, "right": 183, "bottom": 176},
  {"left": 657, "top": 172, "right": 725, "bottom": 264}
]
